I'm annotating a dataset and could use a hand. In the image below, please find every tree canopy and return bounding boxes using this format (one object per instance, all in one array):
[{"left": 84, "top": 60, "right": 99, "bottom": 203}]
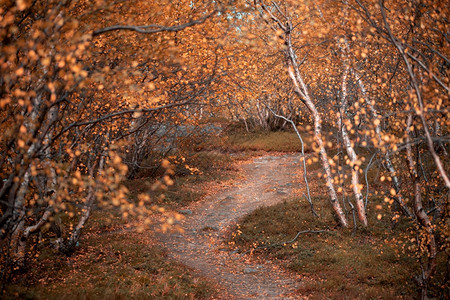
[{"left": 1, "top": 0, "right": 448, "bottom": 297}]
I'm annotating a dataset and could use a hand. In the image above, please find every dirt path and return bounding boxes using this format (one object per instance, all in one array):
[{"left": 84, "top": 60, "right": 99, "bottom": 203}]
[{"left": 157, "top": 154, "right": 304, "bottom": 299}]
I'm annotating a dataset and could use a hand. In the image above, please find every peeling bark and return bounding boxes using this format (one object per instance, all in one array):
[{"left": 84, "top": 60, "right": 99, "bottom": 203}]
[{"left": 285, "top": 47, "right": 347, "bottom": 227}]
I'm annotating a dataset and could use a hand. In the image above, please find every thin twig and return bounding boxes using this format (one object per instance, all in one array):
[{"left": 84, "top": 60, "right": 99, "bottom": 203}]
[
  {"left": 241, "top": 229, "right": 330, "bottom": 255},
  {"left": 364, "top": 150, "right": 378, "bottom": 209},
  {"left": 263, "top": 103, "right": 318, "bottom": 217}
]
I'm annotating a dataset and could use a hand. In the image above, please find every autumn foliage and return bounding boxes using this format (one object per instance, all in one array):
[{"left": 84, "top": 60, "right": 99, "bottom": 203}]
[{"left": 0, "top": 0, "right": 448, "bottom": 298}]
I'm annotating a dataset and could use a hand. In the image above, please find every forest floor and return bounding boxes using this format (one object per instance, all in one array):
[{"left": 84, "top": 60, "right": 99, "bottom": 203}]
[
  {"left": 5, "top": 130, "right": 442, "bottom": 298},
  {"left": 156, "top": 153, "right": 307, "bottom": 299}
]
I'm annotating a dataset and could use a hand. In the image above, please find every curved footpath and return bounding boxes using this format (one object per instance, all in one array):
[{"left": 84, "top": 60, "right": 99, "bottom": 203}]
[{"left": 157, "top": 154, "right": 305, "bottom": 299}]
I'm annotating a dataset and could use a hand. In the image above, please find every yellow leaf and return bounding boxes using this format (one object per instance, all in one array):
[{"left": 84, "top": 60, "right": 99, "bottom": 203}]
[
  {"left": 161, "top": 159, "right": 170, "bottom": 168},
  {"left": 42, "top": 57, "right": 51, "bottom": 67},
  {"left": 16, "top": 0, "right": 27, "bottom": 10},
  {"left": 17, "top": 139, "right": 25, "bottom": 148},
  {"left": 113, "top": 155, "right": 122, "bottom": 164},
  {"left": 15, "top": 68, "right": 24, "bottom": 76}
]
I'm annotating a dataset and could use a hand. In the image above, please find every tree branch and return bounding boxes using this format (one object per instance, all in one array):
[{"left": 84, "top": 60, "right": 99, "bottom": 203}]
[
  {"left": 263, "top": 103, "right": 318, "bottom": 217},
  {"left": 92, "top": 12, "right": 215, "bottom": 37}
]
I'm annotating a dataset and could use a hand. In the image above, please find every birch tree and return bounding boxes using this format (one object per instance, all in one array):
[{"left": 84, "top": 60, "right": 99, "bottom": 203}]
[{"left": 254, "top": 0, "right": 349, "bottom": 227}]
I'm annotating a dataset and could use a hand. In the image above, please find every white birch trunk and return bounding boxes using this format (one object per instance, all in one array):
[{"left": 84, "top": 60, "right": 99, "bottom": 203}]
[
  {"left": 286, "top": 43, "right": 348, "bottom": 227},
  {"left": 60, "top": 147, "right": 107, "bottom": 254},
  {"left": 13, "top": 105, "right": 60, "bottom": 265},
  {"left": 337, "top": 43, "right": 368, "bottom": 226},
  {"left": 256, "top": 0, "right": 348, "bottom": 227}
]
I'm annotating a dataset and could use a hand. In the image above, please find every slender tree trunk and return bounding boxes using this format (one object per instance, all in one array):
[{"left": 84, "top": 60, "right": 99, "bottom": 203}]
[
  {"left": 265, "top": 105, "right": 318, "bottom": 217},
  {"left": 255, "top": 0, "right": 348, "bottom": 227},
  {"left": 286, "top": 54, "right": 347, "bottom": 227},
  {"left": 12, "top": 105, "right": 61, "bottom": 265},
  {"left": 256, "top": 101, "right": 268, "bottom": 130},
  {"left": 285, "top": 44, "right": 347, "bottom": 226},
  {"left": 15, "top": 159, "right": 57, "bottom": 265},
  {"left": 338, "top": 43, "right": 367, "bottom": 226},
  {"left": 340, "top": 123, "right": 367, "bottom": 226},
  {"left": 352, "top": 68, "right": 414, "bottom": 218},
  {"left": 434, "top": 119, "right": 448, "bottom": 155},
  {"left": 9, "top": 169, "right": 31, "bottom": 263},
  {"left": 59, "top": 146, "right": 107, "bottom": 254},
  {"left": 379, "top": 0, "right": 450, "bottom": 190},
  {"left": 405, "top": 114, "right": 436, "bottom": 299}
]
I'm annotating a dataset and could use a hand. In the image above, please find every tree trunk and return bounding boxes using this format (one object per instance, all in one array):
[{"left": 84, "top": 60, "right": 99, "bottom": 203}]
[
  {"left": 284, "top": 32, "right": 347, "bottom": 226},
  {"left": 405, "top": 114, "right": 436, "bottom": 299},
  {"left": 265, "top": 106, "right": 318, "bottom": 217},
  {"left": 254, "top": 1, "right": 348, "bottom": 227},
  {"left": 379, "top": 0, "right": 450, "bottom": 190},
  {"left": 337, "top": 43, "right": 367, "bottom": 226},
  {"left": 352, "top": 68, "right": 413, "bottom": 218},
  {"left": 59, "top": 148, "right": 106, "bottom": 254}
]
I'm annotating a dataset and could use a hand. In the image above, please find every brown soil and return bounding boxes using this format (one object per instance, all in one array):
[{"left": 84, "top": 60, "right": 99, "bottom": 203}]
[{"left": 157, "top": 154, "right": 306, "bottom": 299}]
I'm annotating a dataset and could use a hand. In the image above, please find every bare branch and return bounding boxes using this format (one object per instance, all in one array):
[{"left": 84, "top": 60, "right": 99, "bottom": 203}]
[
  {"left": 379, "top": 0, "right": 450, "bottom": 189},
  {"left": 405, "top": 52, "right": 449, "bottom": 93},
  {"left": 92, "top": 12, "right": 215, "bottom": 36},
  {"left": 50, "top": 100, "right": 192, "bottom": 147},
  {"left": 264, "top": 103, "right": 318, "bottom": 217}
]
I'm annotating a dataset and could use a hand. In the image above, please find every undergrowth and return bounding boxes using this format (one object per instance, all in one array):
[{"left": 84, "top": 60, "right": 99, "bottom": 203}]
[
  {"left": 2, "top": 149, "right": 234, "bottom": 299},
  {"left": 227, "top": 196, "right": 448, "bottom": 299},
  {"left": 5, "top": 126, "right": 446, "bottom": 299},
  {"left": 223, "top": 130, "right": 314, "bottom": 153},
  {"left": 3, "top": 219, "right": 215, "bottom": 300},
  {"left": 124, "top": 149, "right": 236, "bottom": 208}
]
